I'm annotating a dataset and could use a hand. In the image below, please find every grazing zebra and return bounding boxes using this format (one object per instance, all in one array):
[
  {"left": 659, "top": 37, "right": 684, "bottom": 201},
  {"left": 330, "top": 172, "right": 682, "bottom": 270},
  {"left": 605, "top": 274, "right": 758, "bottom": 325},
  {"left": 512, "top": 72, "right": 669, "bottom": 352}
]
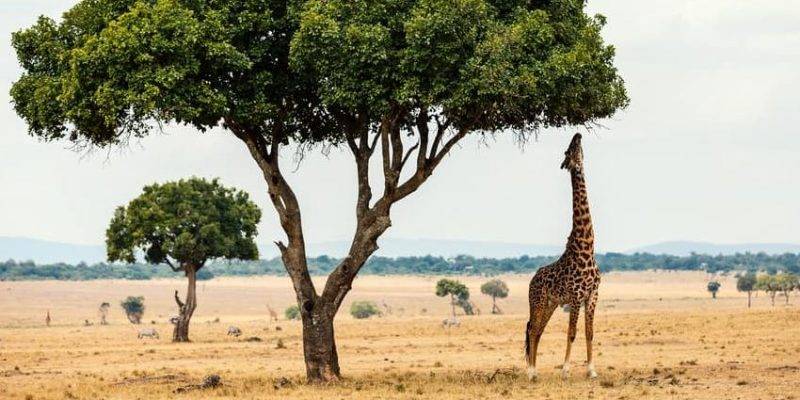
[
  {"left": 227, "top": 326, "right": 242, "bottom": 337},
  {"left": 442, "top": 317, "right": 460, "bottom": 328},
  {"left": 137, "top": 328, "right": 159, "bottom": 339}
]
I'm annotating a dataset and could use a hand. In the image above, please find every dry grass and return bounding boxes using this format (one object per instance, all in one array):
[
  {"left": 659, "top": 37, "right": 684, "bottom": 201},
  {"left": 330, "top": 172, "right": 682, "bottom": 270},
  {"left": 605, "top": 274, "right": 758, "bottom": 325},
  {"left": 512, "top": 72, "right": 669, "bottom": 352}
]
[{"left": 0, "top": 271, "right": 798, "bottom": 399}]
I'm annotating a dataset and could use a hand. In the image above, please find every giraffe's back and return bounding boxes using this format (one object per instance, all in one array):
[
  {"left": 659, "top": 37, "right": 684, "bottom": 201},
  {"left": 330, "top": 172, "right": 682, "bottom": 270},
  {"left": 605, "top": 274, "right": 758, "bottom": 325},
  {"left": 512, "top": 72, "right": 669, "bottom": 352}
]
[{"left": 530, "top": 256, "right": 599, "bottom": 305}]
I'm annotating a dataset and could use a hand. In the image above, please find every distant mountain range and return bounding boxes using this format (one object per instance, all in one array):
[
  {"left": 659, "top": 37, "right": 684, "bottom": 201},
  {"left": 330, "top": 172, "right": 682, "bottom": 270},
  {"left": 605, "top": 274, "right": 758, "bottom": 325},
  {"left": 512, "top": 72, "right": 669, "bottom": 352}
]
[{"left": 1, "top": 236, "right": 798, "bottom": 264}]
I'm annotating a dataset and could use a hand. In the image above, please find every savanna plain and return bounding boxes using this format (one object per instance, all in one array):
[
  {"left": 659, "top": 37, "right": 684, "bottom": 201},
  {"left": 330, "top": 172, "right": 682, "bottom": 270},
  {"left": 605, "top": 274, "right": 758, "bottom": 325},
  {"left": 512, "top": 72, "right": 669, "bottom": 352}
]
[{"left": 1, "top": 271, "right": 798, "bottom": 399}]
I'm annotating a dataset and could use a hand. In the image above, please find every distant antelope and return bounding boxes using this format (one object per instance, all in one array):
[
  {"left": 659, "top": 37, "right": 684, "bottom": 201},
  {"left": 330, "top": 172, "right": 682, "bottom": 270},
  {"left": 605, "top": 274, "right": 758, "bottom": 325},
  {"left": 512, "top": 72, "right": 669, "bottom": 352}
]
[
  {"left": 137, "top": 328, "right": 159, "bottom": 339},
  {"left": 266, "top": 304, "right": 278, "bottom": 322},
  {"left": 227, "top": 326, "right": 242, "bottom": 337}
]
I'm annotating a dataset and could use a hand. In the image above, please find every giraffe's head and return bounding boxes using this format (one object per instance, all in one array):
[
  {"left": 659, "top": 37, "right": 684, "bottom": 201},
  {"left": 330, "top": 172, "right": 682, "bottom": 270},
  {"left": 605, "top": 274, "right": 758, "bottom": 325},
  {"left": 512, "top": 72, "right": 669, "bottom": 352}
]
[{"left": 560, "top": 133, "right": 584, "bottom": 171}]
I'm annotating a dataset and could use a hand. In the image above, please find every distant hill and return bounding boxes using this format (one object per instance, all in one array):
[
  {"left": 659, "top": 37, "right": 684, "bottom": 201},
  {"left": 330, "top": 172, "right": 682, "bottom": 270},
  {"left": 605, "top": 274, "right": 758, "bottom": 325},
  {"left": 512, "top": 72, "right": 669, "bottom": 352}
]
[
  {"left": 629, "top": 241, "right": 800, "bottom": 256},
  {"left": 0, "top": 236, "right": 106, "bottom": 265}
]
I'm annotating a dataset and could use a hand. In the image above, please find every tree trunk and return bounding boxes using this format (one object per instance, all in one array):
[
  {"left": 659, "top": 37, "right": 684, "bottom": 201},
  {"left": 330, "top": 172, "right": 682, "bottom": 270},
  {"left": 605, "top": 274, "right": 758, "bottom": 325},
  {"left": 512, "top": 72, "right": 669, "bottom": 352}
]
[
  {"left": 173, "top": 266, "right": 197, "bottom": 343},
  {"left": 492, "top": 296, "right": 498, "bottom": 314},
  {"left": 747, "top": 291, "right": 751, "bottom": 308},
  {"left": 301, "top": 311, "right": 340, "bottom": 382},
  {"left": 450, "top": 294, "right": 456, "bottom": 319},
  {"left": 712, "top": 291, "right": 716, "bottom": 299}
]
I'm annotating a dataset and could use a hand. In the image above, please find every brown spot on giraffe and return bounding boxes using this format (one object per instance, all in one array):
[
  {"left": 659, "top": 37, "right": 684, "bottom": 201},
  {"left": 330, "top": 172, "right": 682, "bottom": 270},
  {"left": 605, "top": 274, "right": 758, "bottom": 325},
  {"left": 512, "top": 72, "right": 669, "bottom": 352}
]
[{"left": 525, "top": 133, "right": 600, "bottom": 381}]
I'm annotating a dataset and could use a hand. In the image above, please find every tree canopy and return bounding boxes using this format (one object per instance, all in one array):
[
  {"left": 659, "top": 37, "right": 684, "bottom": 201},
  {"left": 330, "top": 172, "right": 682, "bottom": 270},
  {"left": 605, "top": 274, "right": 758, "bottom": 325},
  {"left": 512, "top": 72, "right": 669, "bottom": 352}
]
[
  {"left": 736, "top": 272, "right": 756, "bottom": 292},
  {"left": 436, "top": 278, "right": 469, "bottom": 299},
  {"left": 481, "top": 279, "right": 509, "bottom": 298},
  {"left": 11, "top": 0, "right": 627, "bottom": 148},
  {"left": 106, "top": 177, "right": 261, "bottom": 268}
]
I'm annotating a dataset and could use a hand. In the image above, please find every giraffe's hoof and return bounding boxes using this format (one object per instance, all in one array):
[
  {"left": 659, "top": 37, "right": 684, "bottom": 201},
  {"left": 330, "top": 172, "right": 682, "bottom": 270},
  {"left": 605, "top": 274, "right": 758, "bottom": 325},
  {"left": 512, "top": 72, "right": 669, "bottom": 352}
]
[
  {"left": 587, "top": 369, "right": 598, "bottom": 379},
  {"left": 527, "top": 367, "right": 538, "bottom": 381},
  {"left": 561, "top": 367, "right": 570, "bottom": 380}
]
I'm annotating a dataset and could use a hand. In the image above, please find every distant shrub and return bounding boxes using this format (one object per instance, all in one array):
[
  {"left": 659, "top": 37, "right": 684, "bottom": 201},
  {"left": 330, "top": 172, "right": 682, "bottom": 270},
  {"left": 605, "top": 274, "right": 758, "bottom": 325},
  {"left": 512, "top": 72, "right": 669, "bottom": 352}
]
[
  {"left": 284, "top": 305, "right": 300, "bottom": 320},
  {"left": 120, "top": 296, "right": 145, "bottom": 324},
  {"left": 350, "top": 301, "right": 380, "bottom": 319},
  {"left": 707, "top": 281, "right": 721, "bottom": 299}
]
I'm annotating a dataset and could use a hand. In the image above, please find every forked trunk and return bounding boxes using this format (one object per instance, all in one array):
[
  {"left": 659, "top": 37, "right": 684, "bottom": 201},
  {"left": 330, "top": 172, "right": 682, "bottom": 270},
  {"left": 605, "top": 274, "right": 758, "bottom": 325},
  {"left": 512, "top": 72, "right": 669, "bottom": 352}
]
[{"left": 173, "top": 266, "right": 197, "bottom": 343}]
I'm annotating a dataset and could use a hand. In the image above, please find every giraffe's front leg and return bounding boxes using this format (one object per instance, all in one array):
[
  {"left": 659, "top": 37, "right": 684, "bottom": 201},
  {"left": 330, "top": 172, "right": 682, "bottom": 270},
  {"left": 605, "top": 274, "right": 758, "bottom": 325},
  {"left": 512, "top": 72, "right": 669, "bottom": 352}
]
[{"left": 562, "top": 302, "right": 580, "bottom": 380}]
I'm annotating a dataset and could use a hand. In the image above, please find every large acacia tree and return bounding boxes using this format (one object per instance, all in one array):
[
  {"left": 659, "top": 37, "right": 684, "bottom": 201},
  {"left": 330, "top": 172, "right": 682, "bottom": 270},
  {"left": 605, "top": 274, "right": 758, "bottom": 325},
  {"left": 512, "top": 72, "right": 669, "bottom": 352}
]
[
  {"left": 107, "top": 178, "right": 261, "bottom": 342},
  {"left": 11, "top": 0, "right": 627, "bottom": 382}
]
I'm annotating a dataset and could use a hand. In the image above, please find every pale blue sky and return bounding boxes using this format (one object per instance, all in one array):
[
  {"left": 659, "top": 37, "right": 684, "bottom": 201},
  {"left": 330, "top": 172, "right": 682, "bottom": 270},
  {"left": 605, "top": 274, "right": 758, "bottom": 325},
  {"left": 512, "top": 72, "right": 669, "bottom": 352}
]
[{"left": 0, "top": 0, "right": 798, "bottom": 252}]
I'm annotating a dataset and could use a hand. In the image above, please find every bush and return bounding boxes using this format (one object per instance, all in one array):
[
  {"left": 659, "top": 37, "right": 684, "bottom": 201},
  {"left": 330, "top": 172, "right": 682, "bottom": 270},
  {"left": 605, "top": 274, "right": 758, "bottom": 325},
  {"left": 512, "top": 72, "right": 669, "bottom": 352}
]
[
  {"left": 284, "top": 305, "right": 300, "bottom": 320},
  {"left": 350, "top": 301, "right": 380, "bottom": 319},
  {"left": 120, "top": 296, "right": 145, "bottom": 324}
]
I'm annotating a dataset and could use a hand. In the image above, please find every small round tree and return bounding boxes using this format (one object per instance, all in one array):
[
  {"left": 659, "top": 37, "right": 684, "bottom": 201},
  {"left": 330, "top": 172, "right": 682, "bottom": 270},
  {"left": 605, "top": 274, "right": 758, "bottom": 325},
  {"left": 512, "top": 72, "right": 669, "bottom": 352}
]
[
  {"left": 436, "top": 279, "right": 471, "bottom": 319},
  {"left": 707, "top": 281, "right": 721, "bottom": 299},
  {"left": 480, "top": 279, "right": 509, "bottom": 314},
  {"left": 756, "top": 274, "right": 779, "bottom": 306},
  {"left": 776, "top": 273, "right": 799, "bottom": 305},
  {"left": 120, "top": 296, "right": 145, "bottom": 324},
  {"left": 350, "top": 301, "right": 380, "bottom": 319},
  {"left": 107, "top": 178, "right": 261, "bottom": 342},
  {"left": 736, "top": 272, "right": 757, "bottom": 308}
]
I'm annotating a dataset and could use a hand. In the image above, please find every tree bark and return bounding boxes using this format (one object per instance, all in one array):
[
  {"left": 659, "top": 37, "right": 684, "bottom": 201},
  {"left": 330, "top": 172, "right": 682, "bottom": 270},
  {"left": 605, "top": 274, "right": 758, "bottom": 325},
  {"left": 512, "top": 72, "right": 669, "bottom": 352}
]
[
  {"left": 173, "top": 265, "right": 197, "bottom": 343},
  {"left": 301, "top": 309, "right": 340, "bottom": 382}
]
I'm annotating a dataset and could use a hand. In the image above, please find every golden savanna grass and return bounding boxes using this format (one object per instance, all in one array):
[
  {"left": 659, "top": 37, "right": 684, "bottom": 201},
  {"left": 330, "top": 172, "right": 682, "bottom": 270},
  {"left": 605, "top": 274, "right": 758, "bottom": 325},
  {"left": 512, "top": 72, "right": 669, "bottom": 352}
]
[{"left": 1, "top": 271, "right": 798, "bottom": 399}]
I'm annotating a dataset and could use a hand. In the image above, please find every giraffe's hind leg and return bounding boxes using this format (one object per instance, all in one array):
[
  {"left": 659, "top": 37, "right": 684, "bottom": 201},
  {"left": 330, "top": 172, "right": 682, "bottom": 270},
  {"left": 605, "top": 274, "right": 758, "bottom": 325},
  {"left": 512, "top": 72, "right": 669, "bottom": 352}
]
[
  {"left": 585, "top": 290, "right": 599, "bottom": 379},
  {"left": 562, "top": 301, "right": 581, "bottom": 379},
  {"left": 526, "top": 294, "right": 557, "bottom": 381}
]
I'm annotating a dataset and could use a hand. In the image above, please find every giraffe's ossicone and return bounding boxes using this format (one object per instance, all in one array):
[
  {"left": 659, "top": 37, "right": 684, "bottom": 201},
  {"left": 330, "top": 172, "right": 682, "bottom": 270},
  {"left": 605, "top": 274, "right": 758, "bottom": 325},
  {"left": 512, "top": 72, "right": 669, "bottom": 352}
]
[{"left": 525, "top": 133, "right": 601, "bottom": 381}]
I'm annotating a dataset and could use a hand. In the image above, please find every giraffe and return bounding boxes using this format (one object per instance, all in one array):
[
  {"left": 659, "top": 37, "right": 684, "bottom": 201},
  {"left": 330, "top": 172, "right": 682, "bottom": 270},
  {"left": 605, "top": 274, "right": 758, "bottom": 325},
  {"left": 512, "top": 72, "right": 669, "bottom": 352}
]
[
  {"left": 266, "top": 304, "right": 278, "bottom": 322},
  {"left": 525, "top": 133, "right": 601, "bottom": 381}
]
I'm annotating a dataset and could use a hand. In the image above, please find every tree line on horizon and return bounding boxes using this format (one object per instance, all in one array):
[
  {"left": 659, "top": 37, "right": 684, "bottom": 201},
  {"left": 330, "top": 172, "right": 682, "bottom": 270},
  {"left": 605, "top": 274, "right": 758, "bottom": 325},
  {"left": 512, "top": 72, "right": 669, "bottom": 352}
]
[{"left": 2, "top": 251, "right": 799, "bottom": 281}]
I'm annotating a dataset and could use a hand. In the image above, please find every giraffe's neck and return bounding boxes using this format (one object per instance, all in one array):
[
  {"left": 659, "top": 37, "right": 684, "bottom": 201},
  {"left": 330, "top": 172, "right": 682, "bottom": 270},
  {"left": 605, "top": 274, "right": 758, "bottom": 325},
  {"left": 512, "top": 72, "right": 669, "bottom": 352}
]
[{"left": 567, "top": 168, "right": 594, "bottom": 253}]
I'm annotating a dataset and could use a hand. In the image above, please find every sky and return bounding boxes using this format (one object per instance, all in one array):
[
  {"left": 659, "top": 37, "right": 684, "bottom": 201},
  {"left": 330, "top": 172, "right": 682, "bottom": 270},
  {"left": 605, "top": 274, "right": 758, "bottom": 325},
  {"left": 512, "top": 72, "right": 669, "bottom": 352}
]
[{"left": 0, "top": 0, "right": 798, "bottom": 253}]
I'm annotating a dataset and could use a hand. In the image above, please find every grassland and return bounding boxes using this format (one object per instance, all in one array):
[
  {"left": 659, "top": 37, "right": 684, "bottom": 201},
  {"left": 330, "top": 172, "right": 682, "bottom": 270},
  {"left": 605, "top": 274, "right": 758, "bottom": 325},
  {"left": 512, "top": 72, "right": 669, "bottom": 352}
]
[{"left": 1, "top": 271, "right": 798, "bottom": 399}]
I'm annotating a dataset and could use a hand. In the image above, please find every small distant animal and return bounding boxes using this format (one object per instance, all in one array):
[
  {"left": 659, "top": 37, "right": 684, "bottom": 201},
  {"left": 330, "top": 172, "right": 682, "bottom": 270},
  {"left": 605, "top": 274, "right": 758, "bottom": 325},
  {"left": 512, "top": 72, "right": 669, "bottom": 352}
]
[
  {"left": 442, "top": 317, "right": 460, "bottom": 328},
  {"left": 84, "top": 319, "right": 93, "bottom": 326},
  {"left": 137, "top": 328, "right": 159, "bottom": 339},
  {"left": 266, "top": 304, "right": 279, "bottom": 322},
  {"left": 227, "top": 326, "right": 242, "bottom": 337},
  {"left": 168, "top": 315, "right": 180, "bottom": 325}
]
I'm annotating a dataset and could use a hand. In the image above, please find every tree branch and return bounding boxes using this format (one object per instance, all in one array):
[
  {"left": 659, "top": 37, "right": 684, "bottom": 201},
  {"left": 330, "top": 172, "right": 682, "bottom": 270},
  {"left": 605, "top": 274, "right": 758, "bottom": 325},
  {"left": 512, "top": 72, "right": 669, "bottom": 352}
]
[
  {"left": 399, "top": 142, "right": 419, "bottom": 173},
  {"left": 174, "top": 290, "right": 185, "bottom": 309},
  {"left": 164, "top": 258, "right": 184, "bottom": 273}
]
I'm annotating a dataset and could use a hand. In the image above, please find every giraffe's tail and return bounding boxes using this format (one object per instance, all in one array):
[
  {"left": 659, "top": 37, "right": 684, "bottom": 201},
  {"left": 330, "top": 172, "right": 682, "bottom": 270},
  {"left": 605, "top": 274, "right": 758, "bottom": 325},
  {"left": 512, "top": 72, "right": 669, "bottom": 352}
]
[{"left": 524, "top": 320, "right": 532, "bottom": 365}]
